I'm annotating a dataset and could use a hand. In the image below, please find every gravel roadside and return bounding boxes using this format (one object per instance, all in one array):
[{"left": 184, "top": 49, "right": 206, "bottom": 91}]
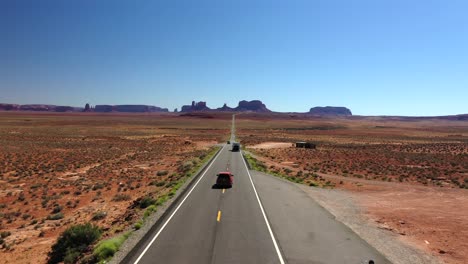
[{"left": 297, "top": 185, "right": 443, "bottom": 264}]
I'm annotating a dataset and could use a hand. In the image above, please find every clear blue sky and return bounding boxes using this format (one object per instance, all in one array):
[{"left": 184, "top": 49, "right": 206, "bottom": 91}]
[{"left": 1, "top": 0, "right": 467, "bottom": 116}]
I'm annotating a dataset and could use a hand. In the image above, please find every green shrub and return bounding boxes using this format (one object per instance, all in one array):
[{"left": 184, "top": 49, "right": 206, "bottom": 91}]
[
  {"left": 144, "top": 205, "right": 157, "bottom": 220},
  {"left": 48, "top": 223, "right": 101, "bottom": 264},
  {"left": 93, "top": 232, "right": 131, "bottom": 262},
  {"left": 156, "top": 195, "right": 168, "bottom": 206},
  {"left": 134, "top": 221, "right": 142, "bottom": 230},
  {"left": 139, "top": 197, "right": 156, "bottom": 209}
]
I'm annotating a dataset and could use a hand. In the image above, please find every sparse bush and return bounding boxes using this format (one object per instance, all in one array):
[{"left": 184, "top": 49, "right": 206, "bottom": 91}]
[
  {"left": 47, "top": 212, "right": 64, "bottom": 220},
  {"left": 91, "top": 211, "right": 107, "bottom": 221},
  {"left": 156, "top": 170, "right": 168, "bottom": 176},
  {"left": 22, "top": 213, "right": 31, "bottom": 220},
  {"left": 1, "top": 231, "right": 11, "bottom": 238},
  {"left": 17, "top": 192, "right": 25, "bottom": 201},
  {"left": 112, "top": 194, "right": 131, "bottom": 202},
  {"left": 151, "top": 180, "right": 166, "bottom": 187},
  {"left": 48, "top": 223, "right": 101, "bottom": 264},
  {"left": 51, "top": 205, "right": 62, "bottom": 214}
]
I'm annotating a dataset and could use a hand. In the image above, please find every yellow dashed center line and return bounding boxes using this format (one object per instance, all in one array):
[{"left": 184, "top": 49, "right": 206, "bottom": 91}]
[
  {"left": 217, "top": 210, "right": 222, "bottom": 222},
  {"left": 222, "top": 189, "right": 225, "bottom": 193}
]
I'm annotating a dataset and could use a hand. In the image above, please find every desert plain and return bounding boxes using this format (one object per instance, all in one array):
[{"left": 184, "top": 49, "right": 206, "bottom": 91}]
[{"left": 0, "top": 111, "right": 467, "bottom": 263}]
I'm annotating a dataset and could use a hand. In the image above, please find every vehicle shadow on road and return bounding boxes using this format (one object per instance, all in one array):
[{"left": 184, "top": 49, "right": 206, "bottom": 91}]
[{"left": 211, "top": 184, "right": 232, "bottom": 189}]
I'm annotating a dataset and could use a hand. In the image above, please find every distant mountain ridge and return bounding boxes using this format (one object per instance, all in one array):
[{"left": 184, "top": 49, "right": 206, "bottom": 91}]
[
  {"left": 1, "top": 101, "right": 466, "bottom": 118},
  {"left": 93, "top": 105, "right": 168, "bottom": 113},
  {"left": 0, "top": 104, "right": 83, "bottom": 112},
  {"left": 0, "top": 103, "right": 168, "bottom": 113}
]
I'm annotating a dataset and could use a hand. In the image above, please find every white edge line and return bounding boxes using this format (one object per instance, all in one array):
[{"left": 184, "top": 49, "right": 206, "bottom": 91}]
[
  {"left": 133, "top": 145, "right": 225, "bottom": 264},
  {"left": 240, "top": 151, "right": 286, "bottom": 264}
]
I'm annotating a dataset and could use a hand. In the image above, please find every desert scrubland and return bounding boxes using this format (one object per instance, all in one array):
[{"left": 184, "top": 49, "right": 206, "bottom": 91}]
[
  {"left": 237, "top": 114, "right": 468, "bottom": 264},
  {"left": 1, "top": 112, "right": 467, "bottom": 263},
  {"left": 0, "top": 112, "right": 229, "bottom": 263}
]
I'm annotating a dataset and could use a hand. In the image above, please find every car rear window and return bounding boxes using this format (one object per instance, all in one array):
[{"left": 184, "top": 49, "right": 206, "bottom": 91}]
[{"left": 218, "top": 174, "right": 230, "bottom": 179}]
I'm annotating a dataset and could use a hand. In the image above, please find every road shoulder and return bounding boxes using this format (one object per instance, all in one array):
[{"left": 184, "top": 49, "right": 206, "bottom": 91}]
[
  {"left": 252, "top": 170, "right": 442, "bottom": 264},
  {"left": 251, "top": 170, "right": 390, "bottom": 264}
]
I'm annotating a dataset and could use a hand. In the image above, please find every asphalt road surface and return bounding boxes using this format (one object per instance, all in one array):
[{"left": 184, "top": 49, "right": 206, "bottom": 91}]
[{"left": 124, "top": 116, "right": 390, "bottom": 264}]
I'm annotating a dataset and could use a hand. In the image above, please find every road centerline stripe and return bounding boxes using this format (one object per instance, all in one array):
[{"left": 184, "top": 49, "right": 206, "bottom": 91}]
[
  {"left": 222, "top": 188, "right": 225, "bottom": 193},
  {"left": 240, "top": 151, "right": 286, "bottom": 264},
  {"left": 133, "top": 145, "right": 225, "bottom": 264},
  {"left": 217, "top": 210, "right": 222, "bottom": 222}
]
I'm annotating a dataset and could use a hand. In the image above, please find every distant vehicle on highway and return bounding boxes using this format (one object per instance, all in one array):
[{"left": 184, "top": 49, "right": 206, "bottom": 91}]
[
  {"left": 216, "top": 172, "right": 233, "bottom": 188},
  {"left": 232, "top": 142, "right": 240, "bottom": 152}
]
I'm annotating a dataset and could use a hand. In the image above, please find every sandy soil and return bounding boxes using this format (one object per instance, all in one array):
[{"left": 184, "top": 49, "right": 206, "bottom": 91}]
[{"left": 352, "top": 183, "right": 468, "bottom": 264}]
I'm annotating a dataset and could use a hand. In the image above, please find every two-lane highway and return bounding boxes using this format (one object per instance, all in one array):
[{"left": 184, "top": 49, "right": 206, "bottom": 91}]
[
  {"left": 126, "top": 143, "right": 282, "bottom": 263},
  {"left": 123, "top": 116, "right": 390, "bottom": 264}
]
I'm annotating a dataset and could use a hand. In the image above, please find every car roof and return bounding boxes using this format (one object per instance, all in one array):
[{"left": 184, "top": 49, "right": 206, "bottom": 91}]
[{"left": 218, "top": 171, "right": 232, "bottom": 175}]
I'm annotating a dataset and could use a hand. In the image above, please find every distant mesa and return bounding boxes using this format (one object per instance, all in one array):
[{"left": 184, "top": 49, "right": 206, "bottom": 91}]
[
  {"left": 235, "top": 100, "right": 271, "bottom": 112},
  {"left": 55, "top": 106, "right": 75, "bottom": 112},
  {"left": 308, "top": 106, "right": 352, "bottom": 116},
  {"left": 0, "top": 104, "right": 81, "bottom": 112},
  {"left": 181, "top": 101, "right": 210, "bottom": 112},
  {"left": 180, "top": 100, "right": 270, "bottom": 113},
  {"left": 0, "top": 104, "right": 20, "bottom": 111},
  {"left": 93, "top": 104, "right": 169, "bottom": 113},
  {"left": 19, "top": 104, "right": 56, "bottom": 111},
  {"left": 0, "top": 103, "right": 167, "bottom": 113}
]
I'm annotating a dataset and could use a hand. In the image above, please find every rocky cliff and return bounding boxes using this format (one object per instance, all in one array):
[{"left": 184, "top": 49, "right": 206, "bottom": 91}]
[{"left": 216, "top": 103, "right": 234, "bottom": 111}]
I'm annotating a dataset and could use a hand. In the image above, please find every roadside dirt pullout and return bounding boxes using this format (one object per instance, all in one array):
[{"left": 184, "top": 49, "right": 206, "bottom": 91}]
[
  {"left": 297, "top": 185, "right": 443, "bottom": 264},
  {"left": 249, "top": 142, "right": 292, "bottom": 149}
]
